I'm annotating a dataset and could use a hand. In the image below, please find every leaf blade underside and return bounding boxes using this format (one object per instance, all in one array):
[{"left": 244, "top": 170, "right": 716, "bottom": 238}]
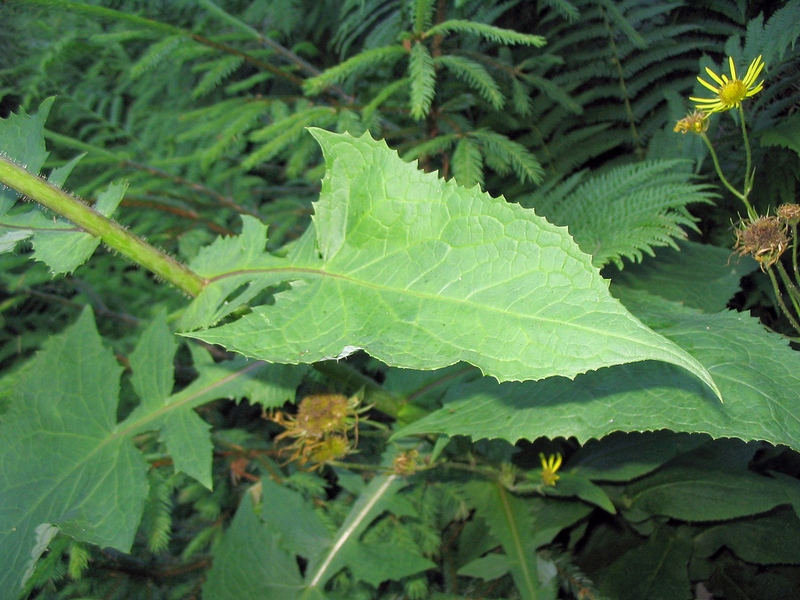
[{"left": 187, "top": 130, "right": 719, "bottom": 397}]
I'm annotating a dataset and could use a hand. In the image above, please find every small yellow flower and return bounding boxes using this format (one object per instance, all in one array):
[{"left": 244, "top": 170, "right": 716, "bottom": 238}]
[
  {"left": 690, "top": 55, "right": 764, "bottom": 114},
  {"left": 539, "top": 452, "right": 562, "bottom": 487},
  {"left": 673, "top": 110, "right": 709, "bottom": 135}
]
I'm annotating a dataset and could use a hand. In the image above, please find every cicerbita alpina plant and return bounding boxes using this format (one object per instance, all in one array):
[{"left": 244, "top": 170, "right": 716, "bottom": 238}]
[{"left": 677, "top": 56, "right": 800, "bottom": 336}]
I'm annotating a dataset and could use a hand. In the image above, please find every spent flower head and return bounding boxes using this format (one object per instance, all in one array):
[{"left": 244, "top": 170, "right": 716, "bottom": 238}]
[
  {"left": 778, "top": 204, "right": 800, "bottom": 227},
  {"left": 269, "top": 391, "right": 372, "bottom": 468},
  {"left": 734, "top": 215, "right": 789, "bottom": 270},
  {"left": 674, "top": 110, "right": 709, "bottom": 135},
  {"left": 690, "top": 55, "right": 765, "bottom": 114}
]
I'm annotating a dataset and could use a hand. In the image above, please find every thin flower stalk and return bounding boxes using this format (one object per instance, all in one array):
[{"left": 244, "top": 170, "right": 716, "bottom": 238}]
[
  {"left": 766, "top": 267, "right": 800, "bottom": 334},
  {"left": 697, "top": 133, "right": 756, "bottom": 220}
]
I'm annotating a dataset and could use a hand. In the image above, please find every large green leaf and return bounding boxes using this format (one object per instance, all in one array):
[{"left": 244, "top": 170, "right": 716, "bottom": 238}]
[
  {"left": 0, "top": 310, "right": 142, "bottom": 600},
  {"left": 693, "top": 510, "right": 800, "bottom": 565},
  {"left": 625, "top": 440, "right": 792, "bottom": 521},
  {"left": 186, "top": 130, "right": 718, "bottom": 397},
  {"left": 0, "top": 101, "right": 126, "bottom": 273},
  {"left": 0, "top": 310, "right": 305, "bottom": 600},
  {"left": 203, "top": 494, "right": 303, "bottom": 600},
  {"left": 394, "top": 290, "right": 800, "bottom": 450},
  {"left": 569, "top": 431, "right": 709, "bottom": 482},
  {"left": 304, "top": 473, "right": 434, "bottom": 590},
  {"left": 463, "top": 481, "right": 558, "bottom": 600},
  {"left": 203, "top": 493, "right": 305, "bottom": 600},
  {"left": 204, "top": 473, "right": 434, "bottom": 599},
  {"left": 29, "top": 181, "right": 127, "bottom": 274},
  {"left": 609, "top": 240, "right": 758, "bottom": 313},
  {"left": 595, "top": 526, "right": 693, "bottom": 600}
]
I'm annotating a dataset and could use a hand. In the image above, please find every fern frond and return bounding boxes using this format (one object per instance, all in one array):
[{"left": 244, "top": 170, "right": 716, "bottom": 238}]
[
  {"left": 409, "top": 41, "right": 436, "bottom": 120},
  {"left": 334, "top": 0, "right": 402, "bottom": 57},
  {"left": 286, "top": 132, "right": 324, "bottom": 179},
  {"left": 597, "top": 0, "right": 646, "bottom": 49},
  {"left": 224, "top": 71, "right": 272, "bottom": 94},
  {"left": 544, "top": 547, "right": 609, "bottom": 600},
  {"left": 129, "top": 34, "right": 186, "bottom": 80},
  {"left": 412, "top": 0, "right": 436, "bottom": 33},
  {"left": 198, "top": 100, "right": 271, "bottom": 170},
  {"left": 701, "top": 0, "right": 747, "bottom": 25},
  {"left": 192, "top": 56, "right": 245, "bottom": 99},
  {"left": 244, "top": 106, "right": 337, "bottom": 169},
  {"left": 362, "top": 77, "right": 409, "bottom": 122},
  {"left": 747, "top": 0, "right": 800, "bottom": 66},
  {"left": 524, "top": 73, "right": 583, "bottom": 114},
  {"left": 528, "top": 160, "right": 716, "bottom": 268},
  {"left": 304, "top": 45, "right": 407, "bottom": 95},
  {"left": 425, "top": 20, "right": 547, "bottom": 47},
  {"left": 511, "top": 77, "right": 533, "bottom": 116},
  {"left": 452, "top": 136, "right": 484, "bottom": 189},
  {"left": 435, "top": 55, "right": 504, "bottom": 109},
  {"left": 402, "top": 134, "right": 458, "bottom": 162},
  {"left": 67, "top": 541, "right": 90, "bottom": 580},
  {"left": 540, "top": 0, "right": 580, "bottom": 22},
  {"left": 140, "top": 469, "right": 174, "bottom": 554},
  {"left": 469, "top": 129, "right": 544, "bottom": 184}
]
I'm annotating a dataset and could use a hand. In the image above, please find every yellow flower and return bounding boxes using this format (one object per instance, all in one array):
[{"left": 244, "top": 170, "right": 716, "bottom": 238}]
[
  {"left": 690, "top": 55, "right": 764, "bottom": 114},
  {"left": 539, "top": 452, "right": 562, "bottom": 487},
  {"left": 673, "top": 110, "right": 709, "bottom": 135}
]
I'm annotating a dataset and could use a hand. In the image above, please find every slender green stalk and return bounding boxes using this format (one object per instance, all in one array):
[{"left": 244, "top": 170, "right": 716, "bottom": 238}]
[
  {"left": 792, "top": 224, "right": 799, "bottom": 280},
  {"left": 766, "top": 266, "right": 800, "bottom": 333},
  {"left": 776, "top": 261, "right": 800, "bottom": 316},
  {"left": 738, "top": 105, "right": 754, "bottom": 195},
  {"left": 0, "top": 157, "right": 206, "bottom": 297},
  {"left": 700, "top": 132, "right": 756, "bottom": 220}
]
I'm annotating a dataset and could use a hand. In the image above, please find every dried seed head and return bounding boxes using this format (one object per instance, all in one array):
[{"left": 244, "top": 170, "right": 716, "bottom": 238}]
[
  {"left": 295, "top": 393, "right": 350, "bottom": 438},
  {"left": 307, "top": 435, "right": 352, "bottom": 464},
  {"left": 778, "top": 204, "right": 800, "bottom": 226},
  {"left": 392, "top": 450, "right": 420, "bottom": 476},
  {"left": 734, "top": 216, "right": 789, "bottom": 270}
]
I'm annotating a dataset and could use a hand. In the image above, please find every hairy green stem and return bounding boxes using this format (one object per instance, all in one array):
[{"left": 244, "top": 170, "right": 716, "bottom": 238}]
[
  {"left": 776, "top": 261, "right": 800, "bottom": 316},
  {"left": 0, "top": 157, "right": 206, "bottom": 297},
  {"left": 792, "top": 224, "right": 799, "bottom": 281},
  {"left": 766, "top": 266, "right": 800, "bottom": 334}
]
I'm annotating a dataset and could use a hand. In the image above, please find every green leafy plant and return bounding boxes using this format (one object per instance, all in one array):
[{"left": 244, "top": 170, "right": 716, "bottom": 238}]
[{"left": 1, "top": 1, "right": 800, "bottom": 599}]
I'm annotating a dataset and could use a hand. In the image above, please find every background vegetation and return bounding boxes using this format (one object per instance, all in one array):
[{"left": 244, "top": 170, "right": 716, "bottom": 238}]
[{"left": 1, "top": 0, "right": 800, "bottom": 598}]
